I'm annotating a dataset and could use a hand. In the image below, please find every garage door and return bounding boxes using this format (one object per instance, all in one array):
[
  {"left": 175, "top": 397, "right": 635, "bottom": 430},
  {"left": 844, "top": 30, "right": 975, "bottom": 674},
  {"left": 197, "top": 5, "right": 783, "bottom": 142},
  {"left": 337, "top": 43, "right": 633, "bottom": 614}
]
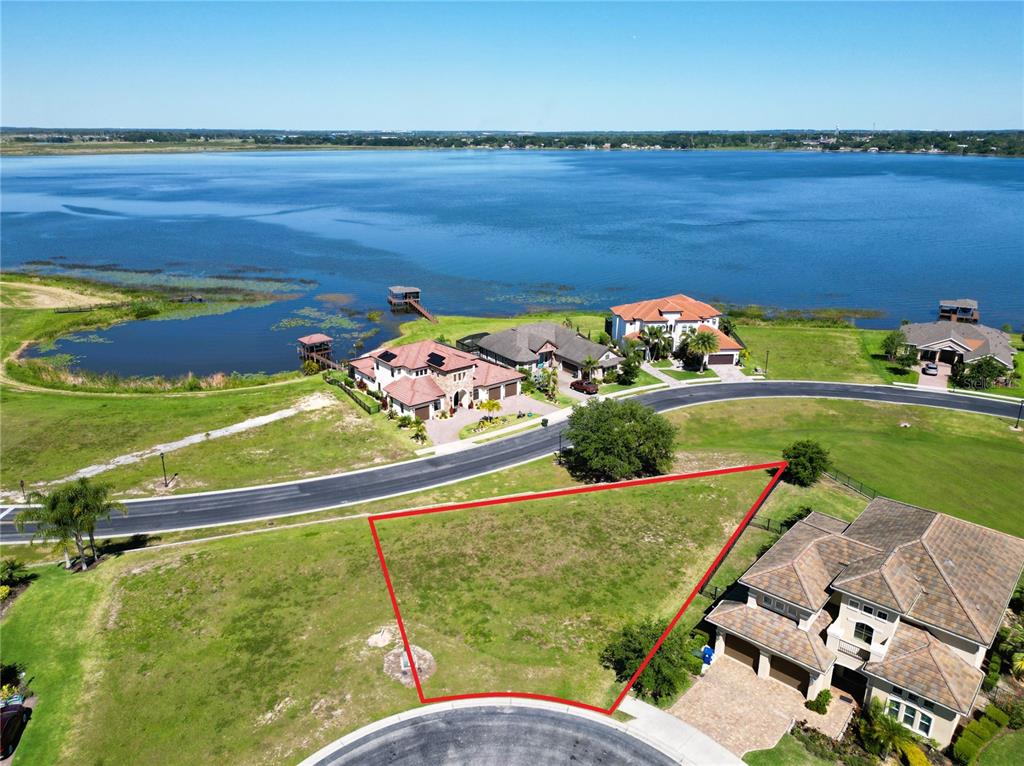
[
  {"left": 769, "top": 656, "right": 808, "bottom": 695},
  {"left": 562, "top": 361, "right": 577, "bottom": 375},
  {"left": 724, "top": 635, "right": 759, "bottom": 671},
  {"left": 488, "top": 386, "right": 501, "bottom": 400},
  {"left": 938, "top": 349, "right": 959, "bottom": 365},
  {"left": 414, "top": 405, "right": 430, "bottom": 421},
  {"left": 504, "top": 382, "right": 517, "bottom": 397},
  {"left": 708, "top": 353, "right": 734, "bottom": 365}
]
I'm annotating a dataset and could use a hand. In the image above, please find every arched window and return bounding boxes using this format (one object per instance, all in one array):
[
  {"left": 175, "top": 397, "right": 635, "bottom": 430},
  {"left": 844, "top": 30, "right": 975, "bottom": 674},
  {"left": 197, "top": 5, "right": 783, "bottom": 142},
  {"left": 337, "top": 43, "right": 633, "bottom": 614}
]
[{"left": 854, "top": 622, "right": 874, "bottom": 644}]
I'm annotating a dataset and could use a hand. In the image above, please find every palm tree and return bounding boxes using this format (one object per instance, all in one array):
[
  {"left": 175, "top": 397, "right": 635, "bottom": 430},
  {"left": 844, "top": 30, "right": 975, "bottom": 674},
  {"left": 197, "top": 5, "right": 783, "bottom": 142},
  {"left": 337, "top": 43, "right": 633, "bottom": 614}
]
[
  {"left": 16, "top": 489, "right": 79, "bottom": 570},
  {"left": 859, "top": 698, "right": 917, "bottom": 758},
  {"left": 65, "top": 477, "right": 126, "bottom": 561},
  {"left": 639, "top": 326, "right": 671, "bottom": 361},
  {"left": 689, "top": 328, "right": 720, "bottom": 371},
  {"left": 581, "top": 355, "right": 599, "bottom": 382},
  {"left": 1012, "top": 652, "right": 1024, "bottom": 680},
  {"left": 478, "top": 398, "right": 502, "bottom": 418},
  {"left": 411, "top": 420, "right": 428, "bottom": 444}
]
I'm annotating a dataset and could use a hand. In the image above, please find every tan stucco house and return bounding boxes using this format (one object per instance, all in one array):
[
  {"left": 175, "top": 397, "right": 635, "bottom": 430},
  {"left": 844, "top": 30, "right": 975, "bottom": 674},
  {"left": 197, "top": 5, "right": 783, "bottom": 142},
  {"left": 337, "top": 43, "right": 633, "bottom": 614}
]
[
  {"left": 707, "top": 499, "right": 1024, "bottom": 747},
  {"left": 349, "top": 340, "right": 522, "bottom": 421}
]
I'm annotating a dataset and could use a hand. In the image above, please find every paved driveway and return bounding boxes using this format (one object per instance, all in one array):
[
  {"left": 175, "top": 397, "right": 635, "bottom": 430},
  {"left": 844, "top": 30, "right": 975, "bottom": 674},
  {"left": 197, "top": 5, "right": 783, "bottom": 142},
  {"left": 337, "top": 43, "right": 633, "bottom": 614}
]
[
  {"left": 424, "top": 394, "right": 558, "bottom": 445},
  {"left": 669, "top": 656, "right": 856, "bottom": 756},
  {"left": 917, "top": 361, "right": 951, "bottom": 390},
  {"left": 708, "top": 363, "right": 749, "bottom": 383}
]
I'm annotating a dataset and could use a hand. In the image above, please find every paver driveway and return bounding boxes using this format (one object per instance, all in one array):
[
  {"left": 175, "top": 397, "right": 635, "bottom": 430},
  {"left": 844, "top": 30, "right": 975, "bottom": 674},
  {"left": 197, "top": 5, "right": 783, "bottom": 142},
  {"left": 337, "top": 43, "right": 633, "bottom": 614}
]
[
  {"left": 917, "top": 361, "right": 951, "bottom": 389},
  {"left": 423, "top": 394, "right": 558, "bottom": 444},
  {"left": 669, "top": 656, "right": 856, "bottom": 756}
]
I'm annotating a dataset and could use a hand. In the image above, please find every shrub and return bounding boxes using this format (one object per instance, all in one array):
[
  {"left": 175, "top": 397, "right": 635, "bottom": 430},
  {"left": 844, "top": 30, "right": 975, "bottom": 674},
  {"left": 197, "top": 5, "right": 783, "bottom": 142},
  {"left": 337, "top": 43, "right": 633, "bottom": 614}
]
[
  {"left": 805, "top": 689, "right": 832, "bottom": 714},
  {"left": 682, "top": 651, "right": 704, "bottom": 675},
  {"left": 0, "top": 683, "right": 18, "bottom": 701},
  {"left": 602, "top": 368, "right": 618, "bottom": 384},
  {"left": 1006, "top": 696, "right": 1024, "bottom": 729},
  {"left": 690, "top": 629, "right": 709, "bottom": 648},
  {"left": 952, "top": 731, "right": 984, "bottom": 765},
  {"left": 964, "top": 716, "right": 998, "bottom": 742},
  {"left": 984, "top": 704, "right": 1010, "bottom": 729},
  {"left": 0, "top": 585, "right": 10, "bottom": 602},
  {"left": 131, "top": 302, "right": 160, "bottom": 319},
  {"left": 0, "top": 558, "right": 28, "bottom": 587},
  {"left": 898, "top": 743, "right": 929, "bottom": 766},
  {"left": 780, "top": 440, "right": 831, "bottom": 486},
  {"left": 184, "top": 374, "right": 203, "bottom": 391},
  {"left": 300, "top": 359, "right": 320, "bottom": 376},
  {"left": 396, "top": 415, "right": 415, "bottom": 429},
  {"left": 982, "top": 655, "right": 1002, "bottom": 691},
  {"left": 782, "top": 505, "right": 813, "bottom": 530}
]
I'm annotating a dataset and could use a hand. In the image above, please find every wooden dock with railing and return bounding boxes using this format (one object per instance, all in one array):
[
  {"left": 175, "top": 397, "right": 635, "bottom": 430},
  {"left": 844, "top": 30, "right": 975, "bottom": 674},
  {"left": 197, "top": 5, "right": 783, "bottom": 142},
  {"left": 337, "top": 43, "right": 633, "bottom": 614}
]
[{"left": 387, "top": 285, "right": 436, "bottom": 323}]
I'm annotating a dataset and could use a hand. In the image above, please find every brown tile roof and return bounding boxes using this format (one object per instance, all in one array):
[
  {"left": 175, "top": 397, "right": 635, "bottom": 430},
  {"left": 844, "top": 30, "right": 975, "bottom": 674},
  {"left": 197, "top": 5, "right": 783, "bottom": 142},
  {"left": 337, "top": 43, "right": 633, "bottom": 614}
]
[
  {"left": 842, "top": 499, "right": 1024, "bottom": 644},
  {"left": 349, "top": 357, "right": 376, "bottom": 380},
  {"left": 802, "top": 512, "right": 851, "bottom": 535},
  {"left": 707, "top": 600, "right": 836, "bottom": 672},
  {"left": 610, "top": 294, "right": 722, "bottom": 323},
  {"left": 297, "top": 333, "right": 333, "bottom": 345},
  {"left": 740, "top": 520, "right": 877, "bottom": 611},
  {"left": 863, "top": 622, "right": 984, "bottom": 714},
  {"left": 833, "top": 549, "right": 923, "bottom": 613},
  {"left": 384, "top": 376, "right": 445, "bottom": 407},
  {"left": 358, "top": 340, "right": 478, "bottom": 373}
]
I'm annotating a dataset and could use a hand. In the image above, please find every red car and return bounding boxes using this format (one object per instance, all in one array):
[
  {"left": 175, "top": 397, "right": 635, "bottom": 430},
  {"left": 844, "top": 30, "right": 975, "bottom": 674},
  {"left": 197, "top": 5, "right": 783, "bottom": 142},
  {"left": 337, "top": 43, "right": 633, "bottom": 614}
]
[
  {"left": 570, "top": 379, "right": 599, "bottom": 395},
  {"left": 1, "top": 701, "right": 29, "bottom": 759}
]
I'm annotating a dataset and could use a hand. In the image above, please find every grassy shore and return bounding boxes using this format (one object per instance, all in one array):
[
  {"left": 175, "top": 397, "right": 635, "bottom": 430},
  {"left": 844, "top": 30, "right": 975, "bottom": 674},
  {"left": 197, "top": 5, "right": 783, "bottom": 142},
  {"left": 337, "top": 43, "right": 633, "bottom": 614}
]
[{"left": 386, "top": 311, "right": 608, "bottom": 348}]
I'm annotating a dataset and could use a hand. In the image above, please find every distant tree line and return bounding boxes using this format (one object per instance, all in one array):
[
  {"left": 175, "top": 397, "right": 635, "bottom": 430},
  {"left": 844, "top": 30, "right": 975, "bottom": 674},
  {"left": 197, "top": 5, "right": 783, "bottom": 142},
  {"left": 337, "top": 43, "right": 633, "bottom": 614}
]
[{"left": 4, "top": 128, "right": 1024, "bottom": 156}]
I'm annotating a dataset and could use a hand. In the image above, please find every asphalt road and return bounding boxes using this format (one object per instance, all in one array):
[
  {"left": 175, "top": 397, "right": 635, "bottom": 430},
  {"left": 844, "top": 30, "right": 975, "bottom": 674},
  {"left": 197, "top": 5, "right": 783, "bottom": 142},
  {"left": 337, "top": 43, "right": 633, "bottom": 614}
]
[
  {"left": 2, "top": 382, "right": 1019, "bottom": 542},
  {"left": 305, "top": 705, "right": 681, "bottom": 766}
]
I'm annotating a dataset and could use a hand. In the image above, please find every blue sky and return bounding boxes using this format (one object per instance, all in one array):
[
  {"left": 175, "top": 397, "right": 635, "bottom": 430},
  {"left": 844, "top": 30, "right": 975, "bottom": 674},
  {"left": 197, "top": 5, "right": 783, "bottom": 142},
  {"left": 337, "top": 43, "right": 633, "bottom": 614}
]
[{"left": 2, "top": 2, "right": 1021, "bottom": 130}]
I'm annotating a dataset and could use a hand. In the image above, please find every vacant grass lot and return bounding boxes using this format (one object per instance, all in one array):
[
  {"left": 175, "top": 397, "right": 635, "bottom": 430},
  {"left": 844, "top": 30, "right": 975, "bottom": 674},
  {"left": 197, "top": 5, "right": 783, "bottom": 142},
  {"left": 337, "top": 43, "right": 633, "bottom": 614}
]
[
  {"left": 668, "top": 398, "right": 1024, "bottom": 536},
  {"left": 743, "top": 733, "right": 834, "bottom": 766},
  {"left": 736, "top": 325, "right": 916, "bottom": 384},
  {"left": 375, "top": 471, "right": 771, "bottom": 708},
  {"left": 977, "top": 730, "right": 1024, "bottom": 766},
  {"left": 388, "top": 311, "right": 607, "bottom": 347}
]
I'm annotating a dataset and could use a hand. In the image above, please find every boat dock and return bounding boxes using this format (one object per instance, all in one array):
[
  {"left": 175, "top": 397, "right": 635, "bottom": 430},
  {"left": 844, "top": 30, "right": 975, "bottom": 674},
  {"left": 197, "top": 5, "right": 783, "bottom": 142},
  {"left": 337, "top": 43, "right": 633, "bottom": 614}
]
[{"left": 387, "top": 285, "right": 436, "bottom": 323}]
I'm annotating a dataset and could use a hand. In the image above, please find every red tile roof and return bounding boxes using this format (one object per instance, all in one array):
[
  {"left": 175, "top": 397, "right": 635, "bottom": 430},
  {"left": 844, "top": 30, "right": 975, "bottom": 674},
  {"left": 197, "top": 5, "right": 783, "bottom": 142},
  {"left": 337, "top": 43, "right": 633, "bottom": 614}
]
[
  {"left": 297, "top": 333, "right": 333, "bottom": 345},
  {"left": 696, "top": 324, "right": 743, "bottom": 351},
  {"left": 611, "top": 294, "right": 722, "bottom": 322},
  {"left": 358, "top": 340, "right": 477, "bottom": 373},
  {"left": 473, "top": 359, "right": 523, "bottom": 388},
  {"left": 349, "top": 357, "right": 376, "bottom": 380},
  {"left": 384, "top": 376, "right": 445, "bottom": 407}
]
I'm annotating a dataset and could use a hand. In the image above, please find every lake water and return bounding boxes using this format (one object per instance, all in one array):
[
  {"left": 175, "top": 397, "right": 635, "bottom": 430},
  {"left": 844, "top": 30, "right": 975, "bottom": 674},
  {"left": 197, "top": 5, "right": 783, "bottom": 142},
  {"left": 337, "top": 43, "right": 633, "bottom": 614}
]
[{"left": 2, "top": 150, "right": 1021, "bottom": 377}]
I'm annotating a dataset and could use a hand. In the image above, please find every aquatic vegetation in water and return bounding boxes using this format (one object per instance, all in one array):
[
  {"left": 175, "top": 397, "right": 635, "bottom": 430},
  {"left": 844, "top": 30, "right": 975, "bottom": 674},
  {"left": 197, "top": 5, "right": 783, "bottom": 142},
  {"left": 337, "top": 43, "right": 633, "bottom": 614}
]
[
  {"left": 60, "top": 333, "right": 113, "bottom": 345},
  {"left": 315, "top": 293, "right": 356, "bottom": 306},
  {"left": 272, "top": 306, "right": 359, "bottom": 332}
]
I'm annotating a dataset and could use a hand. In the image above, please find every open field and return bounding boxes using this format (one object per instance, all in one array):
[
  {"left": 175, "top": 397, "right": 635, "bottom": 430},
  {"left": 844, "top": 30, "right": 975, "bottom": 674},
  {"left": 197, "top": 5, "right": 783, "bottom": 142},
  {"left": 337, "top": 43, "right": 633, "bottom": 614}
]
[
  {"left": 387, "top": 311, "right": 608, "bottom": 348},
  {"left": 0, "top": 458, "right": 820, "bottom": 766},
  {"left": 977, "top": 730, "right": 1024, "bottom": 766},
  {"left": 668, "top": 398, "right": 1024, "bottom": 536},
  {"left": 374, "top": 470, "right": 772, "bottom": 708}
]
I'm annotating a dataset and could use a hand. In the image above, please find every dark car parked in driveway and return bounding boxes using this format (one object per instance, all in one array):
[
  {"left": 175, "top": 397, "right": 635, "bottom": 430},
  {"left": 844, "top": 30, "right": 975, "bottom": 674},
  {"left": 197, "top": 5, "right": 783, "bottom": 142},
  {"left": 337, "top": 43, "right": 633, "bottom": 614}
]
[
  {"left": 570, "top": 379, "right": 599, "bottom": 395},
  {"left": 1, "top": 701, "right": 30, "bottom": 759}
]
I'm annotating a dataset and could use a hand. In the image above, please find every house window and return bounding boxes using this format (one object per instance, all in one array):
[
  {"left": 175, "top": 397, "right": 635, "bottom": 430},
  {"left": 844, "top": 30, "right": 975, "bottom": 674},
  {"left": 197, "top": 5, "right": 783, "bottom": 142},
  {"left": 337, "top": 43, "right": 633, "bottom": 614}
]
[
  {"left": 877, "top": 610, "right": 889, "bottom": 621},
  {"left": 907, "top": 693, "right": 920, "bottom": 705},
  {"left": 888, "top": 699, "right": 901, "bottom": 718},
  {"left": 919, "top": 713, "right": 932, "bottom": 736},
  {"left": 902, "top": 707, "right": 916, "bottom": 727},
  {"left": 854, "top": 622, "right": 874, "bottom": 644},
  {"left": 862, "top": 604, "right": 875, "bottom": 616},
  {"left": 892, "top": 687, "right": 904, "bottom": 697},
  {"left": 923, "top": 700, "right": 933, "bottom": 711},
  {"left": 849, "top": 599, "right": 860, "bottom": 610}
]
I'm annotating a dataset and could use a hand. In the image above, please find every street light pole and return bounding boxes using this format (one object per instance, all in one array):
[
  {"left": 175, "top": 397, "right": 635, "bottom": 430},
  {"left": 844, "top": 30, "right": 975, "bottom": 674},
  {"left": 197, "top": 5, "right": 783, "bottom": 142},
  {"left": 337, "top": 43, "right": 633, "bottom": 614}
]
[
  {"left": 20, "top": 479, "right": 26, "bottom": 503},
  {"left": 764, "top": 349, "right": 770, "bottom": 376},
  {"left": 160, "top": 452, "right": 168, "bottom": 487}
]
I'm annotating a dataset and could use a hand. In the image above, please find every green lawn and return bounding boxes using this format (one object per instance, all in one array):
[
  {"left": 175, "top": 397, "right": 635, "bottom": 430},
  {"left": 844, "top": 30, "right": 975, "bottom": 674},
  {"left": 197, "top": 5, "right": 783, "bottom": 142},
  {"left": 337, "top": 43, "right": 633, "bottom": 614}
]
[
  {"left": 388, "top": 311, "right": 608, "bottom": 348},
  {"left": 736, "top": 325, "right": 903, "bottom": 383},
  {"left": 977, "top": 730, "right": 1024, "bottom": 766},
  {"left": 375, "top": 470, "right": 769, "bottom": 708},
  {"left": 5, "top": 396, "right": 1019, "bottom": 765},
  {"left": 600, "top": 369, "right": 661, "bottom": 393},
  {"left": 743, "top": 733, "right": 835, "bottom": 766},
  {"left": 665, "top": 368, "right": 719, "bottom": 382},
  {"left": 667, "top": 398, "right": 1024, "bottom": 536}
]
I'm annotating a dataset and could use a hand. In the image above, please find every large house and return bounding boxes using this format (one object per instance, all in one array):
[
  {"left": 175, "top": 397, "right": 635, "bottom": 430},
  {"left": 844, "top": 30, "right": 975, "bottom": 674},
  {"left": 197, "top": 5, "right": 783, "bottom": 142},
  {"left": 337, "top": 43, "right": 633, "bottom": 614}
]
[
  {"left": 609, "top": 293, "right": 742, "bottom": 365},
  {"left": 475, "top": 322, "right": 623, "bottom": 380},
  {"left": 902, "top": 321, "right": 1015, "bottom": 371},
  {"left": 707, "top": 498, "right": 1024, "bottom": 748},
  {"left": 349, "top": 340, "right": 522, "bottom": 421}
]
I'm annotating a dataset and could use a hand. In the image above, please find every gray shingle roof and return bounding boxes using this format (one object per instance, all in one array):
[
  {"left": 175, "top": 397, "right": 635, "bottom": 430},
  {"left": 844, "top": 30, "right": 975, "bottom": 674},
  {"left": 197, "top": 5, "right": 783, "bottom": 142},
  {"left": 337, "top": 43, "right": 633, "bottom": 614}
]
[
  {"left": 477, "top": 322, "right": 622, "bottom": 367},
  {"left": 902, "top": 321, "right": 1015, "bottom": 368}
]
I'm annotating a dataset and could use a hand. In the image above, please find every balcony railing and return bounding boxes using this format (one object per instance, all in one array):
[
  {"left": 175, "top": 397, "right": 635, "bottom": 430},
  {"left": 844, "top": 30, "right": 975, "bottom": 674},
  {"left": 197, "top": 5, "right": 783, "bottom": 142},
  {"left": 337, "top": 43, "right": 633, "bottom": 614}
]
[{"left": 838, "top": 640, "right": 870, "bottom": 661}]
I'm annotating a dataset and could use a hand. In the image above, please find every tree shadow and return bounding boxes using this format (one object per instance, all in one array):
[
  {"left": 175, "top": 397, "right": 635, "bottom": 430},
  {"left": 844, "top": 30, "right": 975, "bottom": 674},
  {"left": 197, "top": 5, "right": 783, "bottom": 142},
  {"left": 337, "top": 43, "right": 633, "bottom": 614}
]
[{"left": 97, "top": 534, "right": 160, "bottom": 558}]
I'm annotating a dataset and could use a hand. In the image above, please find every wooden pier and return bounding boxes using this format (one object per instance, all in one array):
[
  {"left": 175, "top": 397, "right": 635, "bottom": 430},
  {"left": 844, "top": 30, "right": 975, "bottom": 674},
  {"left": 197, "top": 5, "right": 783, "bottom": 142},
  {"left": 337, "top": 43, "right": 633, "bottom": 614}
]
[
  {"left": 387, "top": 285, "right": 436, "bottom": 323},
  {"left": 297, "top": 333, "right": 343, "bottom": 370}
]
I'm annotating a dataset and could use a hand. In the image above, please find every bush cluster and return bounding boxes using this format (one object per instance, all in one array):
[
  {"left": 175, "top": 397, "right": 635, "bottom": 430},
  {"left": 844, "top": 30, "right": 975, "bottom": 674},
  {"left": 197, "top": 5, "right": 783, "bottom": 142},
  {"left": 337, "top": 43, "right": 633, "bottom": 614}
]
[
  {"left": 792, "top": 724, "right": 876, "bottom": 766},
  {"left": 0, "top": 585, "right": 10, "bottom": 602},
  {"left": 982, "top": 654, "right": 1001, "bottom": 692},
  {"left": 952, "top": 704, "right": 1009, "bottom": 765},
  {"left": 805, "top": 689, "right": 832, "bottom": 714}
]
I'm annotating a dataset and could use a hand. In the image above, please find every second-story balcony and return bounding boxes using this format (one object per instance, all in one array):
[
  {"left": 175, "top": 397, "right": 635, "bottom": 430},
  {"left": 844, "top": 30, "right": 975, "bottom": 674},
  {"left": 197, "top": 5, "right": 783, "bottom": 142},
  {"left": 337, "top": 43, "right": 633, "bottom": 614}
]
[{"left": 837, "top": 640, "right": 870, "bottom": 662}]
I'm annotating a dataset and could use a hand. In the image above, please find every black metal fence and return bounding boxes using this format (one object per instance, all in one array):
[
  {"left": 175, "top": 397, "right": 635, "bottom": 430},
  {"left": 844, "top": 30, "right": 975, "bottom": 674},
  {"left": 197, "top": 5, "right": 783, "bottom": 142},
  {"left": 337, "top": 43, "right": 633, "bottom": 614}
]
[
  {"left": 749, "top": 516, "right": 784, "bottom": 534},
  {"left": 325, "top": 374, "right": 381, "bottom": 414},
  {"left": 825, "top": 468, "right": 878, "bottom": 498}
]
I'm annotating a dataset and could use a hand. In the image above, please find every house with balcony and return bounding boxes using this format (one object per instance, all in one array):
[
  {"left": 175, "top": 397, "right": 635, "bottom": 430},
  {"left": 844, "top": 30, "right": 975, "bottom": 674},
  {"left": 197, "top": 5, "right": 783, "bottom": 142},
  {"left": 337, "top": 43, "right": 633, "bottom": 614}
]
[
  {"left": 609, "top": 293, "right": 742, "bottom": 365},
  {"left": 707, "top": 498, "right": 1024, "bottom": 747},
  {"left": 349, "top": 339, "right": 522, "bottom": 421}
]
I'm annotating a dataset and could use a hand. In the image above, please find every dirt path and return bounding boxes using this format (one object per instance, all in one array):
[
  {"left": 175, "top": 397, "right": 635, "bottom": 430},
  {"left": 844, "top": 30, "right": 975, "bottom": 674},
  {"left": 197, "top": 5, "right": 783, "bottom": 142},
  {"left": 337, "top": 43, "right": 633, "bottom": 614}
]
[
  {"left": 0, "top": 279, "right": 126, "bottom": 309},
  {"left": 0, "top": 392, "right": 339, "bottom": 499}
]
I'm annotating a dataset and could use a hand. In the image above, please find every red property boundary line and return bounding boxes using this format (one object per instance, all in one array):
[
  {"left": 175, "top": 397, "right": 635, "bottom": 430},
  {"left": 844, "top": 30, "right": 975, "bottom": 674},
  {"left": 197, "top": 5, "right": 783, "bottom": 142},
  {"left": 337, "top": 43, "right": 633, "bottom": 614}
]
[{"left": 368, "top": 460, "right": 788, "bottom": 716}]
